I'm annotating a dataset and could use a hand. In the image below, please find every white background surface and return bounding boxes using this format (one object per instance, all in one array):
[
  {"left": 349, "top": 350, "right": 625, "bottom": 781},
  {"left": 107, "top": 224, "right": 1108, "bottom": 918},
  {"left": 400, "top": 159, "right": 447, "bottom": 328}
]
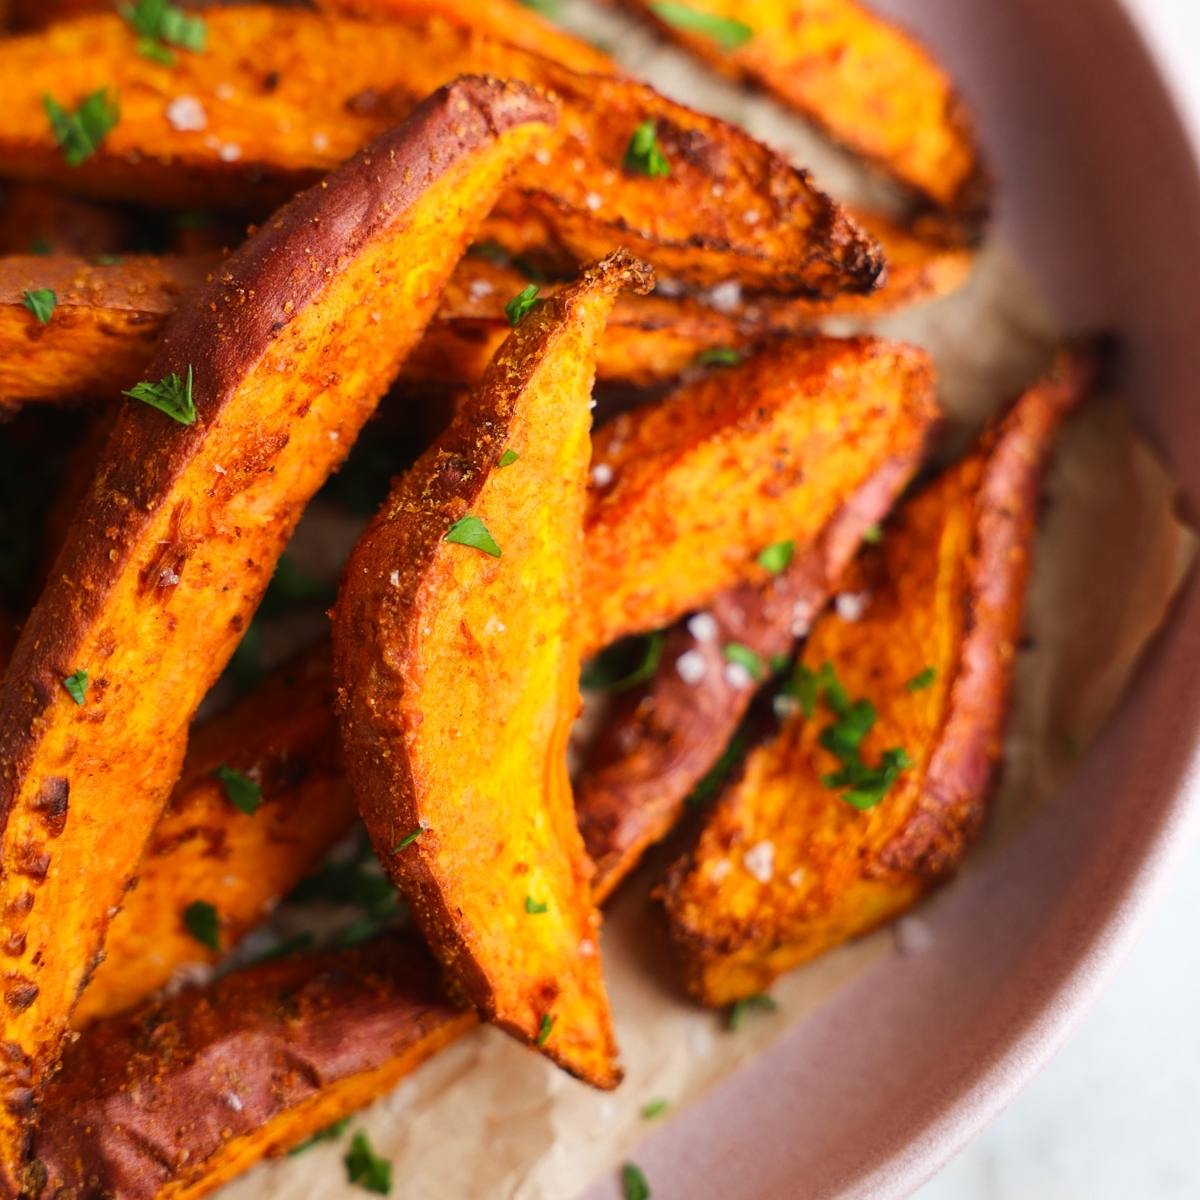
[{"left": 915, "top": 3, "right": 1200, "bottom": 1197}]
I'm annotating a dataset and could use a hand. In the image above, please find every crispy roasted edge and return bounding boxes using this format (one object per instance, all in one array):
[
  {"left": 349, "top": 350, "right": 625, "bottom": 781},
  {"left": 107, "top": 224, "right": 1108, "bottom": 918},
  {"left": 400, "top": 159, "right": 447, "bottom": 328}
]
[
  {"left": 0, "top": 7, "right": 882, "bottom": 296},
  {"left": 74, "top": 646, "right": 356, "bottom": 1028},
  {"left": 0, "top": 77, "right": 555, "bottom": 1187},
  {"left": 658, "top": 344, "right": 1103, "bottom": 1005},
  {"left": 28, "top": 933, "right": 476, "bottom": 1200}
]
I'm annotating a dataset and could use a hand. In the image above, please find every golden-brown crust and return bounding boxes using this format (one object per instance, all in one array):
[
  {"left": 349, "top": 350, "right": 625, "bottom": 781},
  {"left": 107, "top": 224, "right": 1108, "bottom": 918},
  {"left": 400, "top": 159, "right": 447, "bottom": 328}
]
[
  {"left": 0, "top": 76, "right": 554, "bottom": 1188},
  {"left": 658, "top": 344, "right": 1102, "bottom": 1005},
  {"left": 0, "top": 7, "right": 882, "bottom": 295},
  {"left": 29, "top": 934, "right": 475, "bottom": 1200}
]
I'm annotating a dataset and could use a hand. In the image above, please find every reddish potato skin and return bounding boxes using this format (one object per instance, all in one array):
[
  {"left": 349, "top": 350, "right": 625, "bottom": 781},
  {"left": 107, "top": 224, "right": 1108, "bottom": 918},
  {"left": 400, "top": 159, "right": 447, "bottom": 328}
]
[
  {"left": 659, "top": 346, "right": 1102, "bottom": 1005},
  {"left": 0, "top": 78, "right": 554, "bottom": 1189},
  {"left": 27, "top": 935, "right": 475, "bottom": 1200}
]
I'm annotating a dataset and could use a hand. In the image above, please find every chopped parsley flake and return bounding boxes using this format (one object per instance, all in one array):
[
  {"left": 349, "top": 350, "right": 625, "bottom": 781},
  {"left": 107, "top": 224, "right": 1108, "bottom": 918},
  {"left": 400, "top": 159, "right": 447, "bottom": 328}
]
[
  {"left": 768, "top": 652, "right": 790, "bottom": 674},
  {"left": 518, "top": 0, "right": 562, "bottom": 14},
  {"left": 862, "top": 522, "right": 884, "bottom": 544},
  {"left": 687, "top": 732, "right": 748, "bottom": 807},
  {"left": 62, "top": 669, "right": 89, "bottom": 706},
  {"left": 504, "top": 284, "right": 540, "bottom": 326},
  {"left": 123, "top": 364, "right": 196, "bottom": 425},
  {"left": 525, "top": 895, "right": 548, "bottom": 914},
  {"left": 651, "top": 1, "right": 752, "bottom": 49},
  {"left": 640, "top": 1097, "right": 669, "bottom": 1119},
  {"left": 21, "top": 288, "right": 56, "bottom": 325},
  {"left": 392, "top": 827, "right": 423, "bottom": 852},
  {"left": 30, "top": 237, "right": 53, "bottom": 256},
  {"left": 121, "top": 0, "right": 207, "bottom": 65},
  {"left": 445, "top": 514, "right": 501, "bottom": 557},
  {"left": 624, "top": 120, "right": 670, "bottom": 178},
  {"left": 695, "top": 345, "right": 742, "bottom": 367},
  {"left": 183, "top": 899, "right": 220, "bottom": 950},
  {"left": 536, "top": 1012, "right": 555, "bottom": 1046},
  {"left": 756, "top": 539, "right": 794, "bottom": 575},
  {"left": 213, "top": 764, "right": 261, "bottom": 815},
  {"left": 581, "top": 630, "right": 665, "bottom": 692},
  {"left": 343, "top": 1130, "right": 392, "bottom": 1195},
  {"left": 499, "top": 449, "right": 520, "bottom": 468},
  {"left": 722, "top": 642, "right": 763, "bottom": 680},
  {"left": 288, "top": 1117, "right": 350, "bottom": 1155},
  {"left": 43, "top": 89, "right": 119, "bottom": 167},
  {"left": 727, "top": 992, "right": 777, "bottom": 1030},
  {"left": 621, "top": 1161, "right": 651, "bottom": 1200},
  {"left": 905, "top": 667, "right": 937, "bottom": 692}
]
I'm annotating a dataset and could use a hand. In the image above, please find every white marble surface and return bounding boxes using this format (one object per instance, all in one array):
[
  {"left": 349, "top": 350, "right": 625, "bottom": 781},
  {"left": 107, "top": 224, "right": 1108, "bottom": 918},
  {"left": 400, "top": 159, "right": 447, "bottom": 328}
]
[{"left": 915, "top": 10, "right": 1200, "bottom": 1195}]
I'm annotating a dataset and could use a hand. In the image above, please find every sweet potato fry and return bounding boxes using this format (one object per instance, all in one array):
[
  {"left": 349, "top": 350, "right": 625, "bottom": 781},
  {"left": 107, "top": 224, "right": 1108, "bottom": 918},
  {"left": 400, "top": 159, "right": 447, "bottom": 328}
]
[
  {"left": 0, "top": 181, "right": 132, "bottom": 258},
  {"left": 335, "top": 253, "right": 652, "bottom": 1088},
  {"left": 658, "top": 346, "right": 1100, "bottom": 1005},
  {"left": 0, "top": 77, "right": 554, "bottom": 1184},
  {"left": 0, "top": 7, "right": 882, "bottom": 295},
  {"left": 582, "top": 448, "right": 928, "bottom": 903},
  {"left": 621, "top": 0, "right": 989, "bottom": 234},
  {"left": 581, "top": 336, "right": 938, "bottom": 653},
  {"left": 29, "top": 935, "right": 476, "bottom": 1200},
  {"left": 74, "top": 647, "right": 355, "bottom": 1028}
]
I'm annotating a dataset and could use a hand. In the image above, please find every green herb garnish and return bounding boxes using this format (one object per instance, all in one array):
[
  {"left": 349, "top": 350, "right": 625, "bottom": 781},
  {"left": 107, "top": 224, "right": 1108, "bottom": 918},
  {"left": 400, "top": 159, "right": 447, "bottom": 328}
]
[
  {"left": 62, "top": 669, "right": 89, "bottom": 706},
  {"left": 445, "top": 514, "right": 501, "bottom": 556},
  {"left": 504, "top": 284, "right": 540, "bottom": 326},
  {"left": 499, "top": 449, "right": 519, "bottom": 467},
  {"left": 622, "top": 1162, "right": 651, "bottom": 1200},
  {"left": 213, "top": 764, "right": 261, "bottom": 815},
  {"left": 43, "top": 90, "right": 119, "bottom": 166},
  {"left": 623, "top": 120, "right": 670, "bottom": 178},
  {"left": 581, "top": 630, "right": 665, "bottom": 692},
  {"left": 288, "top": 1117, "right": 350, "bottom": 1155},
  {"left": 862, "top": 522, "right": 884, "bottom": 544},
  {"left": 344, "top": 1131, "right": 392, "bottom": 1195},
  {"left": 94, "top": 253, "right": 124, "bottom": 265},
  {"left": 525, "top": 895, "right": 548, "bottom": 914},
  {"left": 291, "top": 860, "right": 394, "bottom": 910},
  {"left": 21, "top": 289, "right": 56, "bottom": 325},
  {"left": 392, "top": 827, "right": 423, "bottom": 852},
  {"left": 727, "top": 991, "right": 777, "bottom": 1030},
  {"left": 29, "top": 237, "right": 53, "bottom": 256},
  {"left": 640, "top": 1098, "right": 669, "bottom": 1119},
  {"left": 536, "top": 1012, "right": 555, "bottom": 1047},
  {"left": 121, "top": 0, "right": 207, "bottom": 65},
  {"left": 651, "top": 0, "right": 752, "bottom": 49},
  {"left": 695, "top": 346, "right": 742, "bottom": 367},
  {"left": 687, "top": 732, "right": 748, "bottom": 807},
  {"left": 905, "top": 667, "right": 937, "bottom": 692},
  {"left": 756, "top": 540, "right": 793, "bottom": 575},
  {"left": 183, "top": 899, "right": 220, "bottom": 950},
  {"left": 123, "top": 365, "right": 195, "bottom": 425},
  {"left": 517, "top": 0, "right": 562, "bottom": 14},
  {"left": 722, "top": 642, "right": 763, "bottom": 680}
]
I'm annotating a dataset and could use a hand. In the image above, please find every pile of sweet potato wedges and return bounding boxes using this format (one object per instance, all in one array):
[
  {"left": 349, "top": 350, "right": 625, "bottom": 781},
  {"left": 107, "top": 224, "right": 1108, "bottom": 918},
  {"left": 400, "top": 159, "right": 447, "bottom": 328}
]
[{"left": 0, "top": 1, "right": 1104, "bottom": 1196}]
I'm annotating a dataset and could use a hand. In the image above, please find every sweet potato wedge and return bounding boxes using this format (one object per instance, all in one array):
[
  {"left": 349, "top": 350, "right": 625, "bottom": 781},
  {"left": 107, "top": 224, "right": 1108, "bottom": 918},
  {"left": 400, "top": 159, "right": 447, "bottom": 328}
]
[
  {"left": 0, "top": 7, "right": 882, "bottom": 295},
  {"left": 28, "top": 934, "right": 476, "bottom": 1200},
  {"left": 0, "top": 181, "right": 132, "bottom": 258},
  {"left": 659, "top": 346, "right": 1100, "bottom": 1005},
  {"left": 335, "top": 253, "right": 652, "bottom": 1088},
  {"left": 580, "top": 336, "right": 938, "bottom": 653},
  {"left": 0, "top": 77, "right": 554, "bottom": 1184},
  {"left": 621, "top": 0, "right": 989, "bottom": 234},
  {"left": 74, "top": 647, "right": 355, "bottom": 1028},
  {"left": 583, "top": 446, "right": 927, "bottom": 903}
]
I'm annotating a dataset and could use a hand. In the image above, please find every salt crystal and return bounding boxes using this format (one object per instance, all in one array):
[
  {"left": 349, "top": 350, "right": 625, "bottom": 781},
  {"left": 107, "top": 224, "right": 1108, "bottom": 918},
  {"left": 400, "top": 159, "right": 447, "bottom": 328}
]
[
  {"left": 835, "top": 591, "right": 870, "bottom": 622},
  {"left": 389, "top": 569, "right": 401, "bottom": 587},
  {"left": 786, "top": 867, "right": 806, "bottom": 888},
  {"left": 223, "top": 1092, "right": 243, "bottom": 1113},
  {"left": 710, "top": 857, "right": 732, "bottom": 883},
  {"left": 687, "top": 612, "right": 718, "bottom": 643},
  {"left": 590, "top": 462, "right": 614, "bottom": 487},
  {"left": 743, "top": 209, "right": 761, "bottom": 225},
  {"left": 468, "top": 278, "right": 494, "bottom": 299},
  {"left": 676, "top": 650, "right": 707, "bottom": 684},
  {"left": 724, "top": 661, "right": 753, "bottom": 690},
  {"left": 707, "top": 280, "right": 742, "bottom": 313},
  {"left": 165, "top": 96, "right": 207, "bottom": 132},
  {"left": 218, "top": 143, "right": 242, "bottom": 162},
  {"left": 311, "top": 131, "right": 330, "bottom": 152},
  {"left": 743, "top": 840, "right": 775, "bottom": 884},
  {"left": 585, "top": 192, "right": 602, "bottom": 211}
]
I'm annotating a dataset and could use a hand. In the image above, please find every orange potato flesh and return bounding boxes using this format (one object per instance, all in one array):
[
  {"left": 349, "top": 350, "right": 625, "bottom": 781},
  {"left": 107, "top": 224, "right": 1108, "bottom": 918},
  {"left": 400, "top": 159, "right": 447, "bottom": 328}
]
[
  {"left": 0, "top": 213, "right": 967, "bottom": 408},
  {"left": 0, "top": 7, "right": 882, "bottom": 295},
  {"left": 622, "top": 0, "right": 988, "bottom": 233},
  {"left": 659, "top": 347, "right": 1100, "bottom": 1006},
  {"left": 335, "top": 253, "right": 653, "bottom": 1089},
  {"left": 581, "top": 336, "right": 939, "bottom": 653},
  {"left": 31, "top": 935, "right": 476, "bottom": 1200},
  {"left": 0, "top": 78, "right": 554, "bottom": 1186},
  {"left": 73, "top": 647, "right": 355, "bottom": 1028}
]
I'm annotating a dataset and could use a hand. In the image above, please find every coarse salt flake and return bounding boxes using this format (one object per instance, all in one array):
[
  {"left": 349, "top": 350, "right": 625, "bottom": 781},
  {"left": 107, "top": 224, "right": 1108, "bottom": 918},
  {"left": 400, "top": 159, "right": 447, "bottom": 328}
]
[
  {"left": 585, "top": 192, "right": 602, "bottom": 211},
  {"left": 687, "top": 612, "right": 718, "bottom": 643},
  {"left": 165, "top": 95, "right": 207, "bottom": 132},
  {"left": 218, "top": 142, "right": 242, "bottom": 162},
  {"left": 707, "top": 280, "right": 742, "bottom": 313},
  {"left": 676, "top": 649, "right": 707, "bottom": 684},
  {"left": 311, "top": 131, "right": 330, "bottom": 152},
  {"left": 710, "top": 857, "right": 732, "bottom": 883},
  {"left": 389, "top": 570, "right": 401, "bottom": 587},
  {"left": 590, "top": 462, "right": 614, "bottom": 487},
  {"left": 743, "top": 840, "right": 775, "bottom": 884},
  {"left": 835, "top": 591, "right": 870, "bottom": 622},
  {"left": 724, "top": 660, "right": 753, "bottom": 690},
  {"left": 468, "top": 278, "right": 494, "bottom": 299}
]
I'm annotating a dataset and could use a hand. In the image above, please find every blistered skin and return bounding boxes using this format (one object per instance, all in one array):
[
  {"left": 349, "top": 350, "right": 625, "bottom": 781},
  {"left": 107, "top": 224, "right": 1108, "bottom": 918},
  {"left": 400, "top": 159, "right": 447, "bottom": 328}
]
[
  {"left": 659, "top": 347, "right": 1100, "bottom": 1005},
  {"left": 0, "top": 7, "right": 882, "bottom": 295},
  {"left": 622, "top": 0, "right": 990, "bottom": 236},
  {"left": 0, "top": 77, "right": 554, "bottom": 1188}
]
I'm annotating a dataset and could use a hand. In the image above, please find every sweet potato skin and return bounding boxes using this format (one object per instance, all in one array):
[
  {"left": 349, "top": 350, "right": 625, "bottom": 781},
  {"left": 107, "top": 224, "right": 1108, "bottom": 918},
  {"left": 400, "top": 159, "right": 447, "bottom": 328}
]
[
  {"left": 580, "top": 336, "right": 939, "bottom": 654},
  {"left": 74, "top": 648, "right": 355, "bottom": 1028},
  {"left": 336, "top": 254, "right": 652, "bottom": 1089},
  {"left": 622, "top": 0, "right": 989, "bottom": 234},
  {"left": 659, "top": 347, "right": 1099, "bottom": 1005},
  {"left": 0, "top": 7, "right": 881, "bottom": 296},
  {"left": 0, "top": 78, "right": 554, "bottom": 1186},
  {"left": 28, "top": 935, "right": 475, "bottom": 1200}
]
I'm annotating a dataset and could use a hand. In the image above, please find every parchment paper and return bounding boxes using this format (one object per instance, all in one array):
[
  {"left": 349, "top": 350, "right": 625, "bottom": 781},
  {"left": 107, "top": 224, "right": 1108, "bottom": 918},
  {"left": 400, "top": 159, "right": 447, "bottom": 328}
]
[{"left": 218, "top": 9, "right": 1196, "bottom": 1198}]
